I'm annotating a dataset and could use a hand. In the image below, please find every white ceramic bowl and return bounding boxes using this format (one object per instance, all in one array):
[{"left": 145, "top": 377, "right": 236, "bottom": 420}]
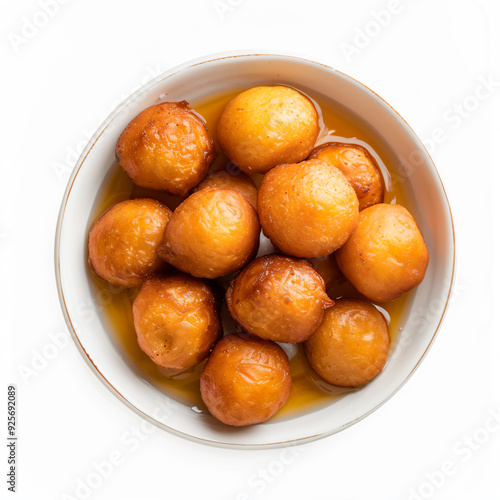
[{"left": 55, "top": 52, "right": 455, "bottom": 448}]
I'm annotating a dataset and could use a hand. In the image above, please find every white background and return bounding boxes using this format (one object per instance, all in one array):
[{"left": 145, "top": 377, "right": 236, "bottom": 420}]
[{"left": 2, "top": 0, "right": 500, "bottom": 499}]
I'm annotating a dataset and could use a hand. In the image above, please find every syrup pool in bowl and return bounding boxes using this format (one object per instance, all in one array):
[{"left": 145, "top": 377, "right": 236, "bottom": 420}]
[{"left": 89, "top": 86, "right": 415, "bottom": 422}]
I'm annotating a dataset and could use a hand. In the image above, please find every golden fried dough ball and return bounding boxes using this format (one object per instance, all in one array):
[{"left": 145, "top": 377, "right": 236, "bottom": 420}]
[
  {"left": 116, "top": 101, "right": 215, "bottom": 197},
  {"left": 226, "top": 255, "right": 334, "bottom": 343},
  {"left": 257, "top": 160, "right": 359, "bottom": 258},
  {"left": 308, "top": 253, "right": 344, "bottom": 288},
  {"left": 217, "top": 86, "right": 319, "bottom": 174},
  {"left": 335, "top": 204, "right": 429, "bottom": 302},
  {"left": 133, "top": 275, "right": 221, "bottom": 374},
  {"left": 200, "top": 334, "right": 291, "bottom": 426},
  {"left": 308, "top": 142, "right": 385, "bottom": 210},
  {"left": 304, "top": 299, "right": 390, "bottom": 387},
  {"left": 192, "top": 169, "right": 257, "bottom": 209},
  {"left": 88, "top": 198, "right": 171, "bottom": 287},
  {"left": 157, "top": 189, "right": 260, "bottom": 279}
]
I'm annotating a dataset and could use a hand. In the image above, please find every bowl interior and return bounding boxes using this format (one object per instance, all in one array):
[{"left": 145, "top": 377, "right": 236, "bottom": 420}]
[{"left": 56, "top": 54, "right": 454, "bottom": 448}]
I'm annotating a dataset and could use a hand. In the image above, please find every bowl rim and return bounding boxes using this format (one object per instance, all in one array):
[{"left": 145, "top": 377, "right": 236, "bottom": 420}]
[{"left": 54, "top": 50, "right": 456, "bottom": 449}]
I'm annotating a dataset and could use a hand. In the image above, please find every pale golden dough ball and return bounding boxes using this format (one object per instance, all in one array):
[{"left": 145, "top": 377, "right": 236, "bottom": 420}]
[
  {"left": 335, "top": 203, "right": 429, "bottom": 302},
  {"left": 308, "top": 142, "right": 385, "bottom": 210},
  {"left": 157, "top": 188, "right": 260, "bottom": 279},
  {"left": 200, "top": 334, "right": 291, "bottom": 426},
  {"left": 304, "top": 298, "right": 390, "bottom": 387},
  {"left": 257, "top": 159, "right": 359, "bottom": 258},
  {"left": 217, "top": 86, "right": 320, "bottom": 174},
  {"left": 133, "top": 275, "right": 221, "bottom": 374},
  {"left": 192, "top": 169, "right": 257, "bottom": 209},
  {"left": 226, "top": 255, "right": 334, "bottom": 343},
  {"left": 88, "top": 198, "right": 172, "bottom": 288},
  {"left": 116, "top": 101, "right": 215, "bottom": 197}
]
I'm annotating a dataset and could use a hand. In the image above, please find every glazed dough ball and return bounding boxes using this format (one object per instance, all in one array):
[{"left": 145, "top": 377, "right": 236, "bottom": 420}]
[
  {"left": 116, "top": 101, "right": 215, "bottom": 197},
  {"left": 88, "top": 198, "right": 171, "bottom": 288},
  {"left": 308, "top": 142, "right": 385, "bottom": 210},
  {"left": 157, "top": 188, "right": 260, "bottom": 279},
  {"left": 335, "top": 203, "right": 429, "bottom": 302},
  {"left": 308, "top": 253, "right": 344, "bottom": 288},
  {"left": 304, "top": 298, "right": 390, "bottom": 387},
  {"left": 133, "top": 275, "right": 221, "bottom": 374},
  {"left": 226, "top": 255, "right": 334, "bottom": 343},
  {"left": 257, "top": 159, "right": 359, "bottom": 258},
  {"left": 200, "top": 334, "right": 291, "bottom": 426},
  {"left": 217, "top": 86, "right": 320, "bottom": 174},
  {"left": 192, "top": 169, "right": 257, "bottom": 209}
]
